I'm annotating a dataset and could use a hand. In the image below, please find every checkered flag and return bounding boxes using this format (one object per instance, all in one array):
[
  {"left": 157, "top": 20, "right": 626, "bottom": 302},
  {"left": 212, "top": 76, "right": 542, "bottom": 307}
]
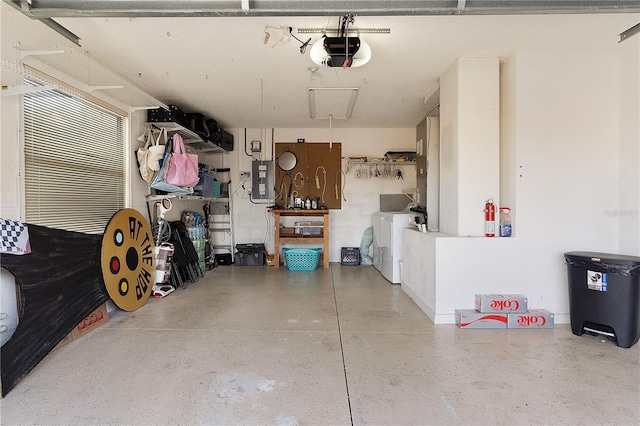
[{"left": 1, "top": 219, "right": 31, "bottom": 254}]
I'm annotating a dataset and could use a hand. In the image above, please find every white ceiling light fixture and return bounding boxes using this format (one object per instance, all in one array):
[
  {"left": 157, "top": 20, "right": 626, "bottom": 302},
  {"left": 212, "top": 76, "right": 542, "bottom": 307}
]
[
  {"left": 310, "top": 37, "right": 371, "bottom": 68},
  {"left": 309, "top": 14, "right": 372, "bottom": 68}
]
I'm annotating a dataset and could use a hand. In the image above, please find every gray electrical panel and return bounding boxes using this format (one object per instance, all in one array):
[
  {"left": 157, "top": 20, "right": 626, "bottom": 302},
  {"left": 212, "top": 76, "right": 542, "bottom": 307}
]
[{"left": 251, "top": 160, "right": 274, "bottom": 200}]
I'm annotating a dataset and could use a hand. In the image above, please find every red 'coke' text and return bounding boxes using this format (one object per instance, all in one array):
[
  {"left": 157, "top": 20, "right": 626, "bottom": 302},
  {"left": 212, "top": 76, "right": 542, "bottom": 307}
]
[
  {"left": 490, "top": 300, "right": 520, "bottom": 311},
  {"left": 516, "top": 315, "right": 547, "bottom": 327}
]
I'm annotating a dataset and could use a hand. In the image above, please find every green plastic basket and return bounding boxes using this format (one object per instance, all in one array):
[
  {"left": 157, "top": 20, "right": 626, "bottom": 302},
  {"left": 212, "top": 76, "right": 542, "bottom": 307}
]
[{"left": 283, "top": 248, "right": 322, "bottom": 271}]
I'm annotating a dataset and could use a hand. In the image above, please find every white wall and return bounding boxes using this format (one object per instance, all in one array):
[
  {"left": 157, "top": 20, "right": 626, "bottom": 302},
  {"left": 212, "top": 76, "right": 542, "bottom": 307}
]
[
  {"left": 130, "top": 111, "right": 154, "bottom": 221},
  {"left": 618, "top": 36, "right": 640, "bottom": 255},
  {"left": 403, "top": 48, "right": 637, "bottom": 324},
  {"left": 513, "top": 50, "right": 620, "bottom": 250},
  {"left": 1, "top": 4, "right": 25, "bottom": 221},
  {"left": 439, "top": 58, "right": 500, "bottom": 236},
  {"left": 401, "top": 229, "right": 438, "bottom": 319},
  {"left": 0, "top": 95, "right": 20, "bottom": 221},
  {"left": 225, "top": 128, "right": 416, "bottom": 261},
  {"left": 425, "top": 117, "right": 440, "bottom": 231},
  {"left": 403, "top": 231, "right": 536, "bottom": 323},
  {"left": 499, "top": 56, "right": 517, "bottom": 233}
]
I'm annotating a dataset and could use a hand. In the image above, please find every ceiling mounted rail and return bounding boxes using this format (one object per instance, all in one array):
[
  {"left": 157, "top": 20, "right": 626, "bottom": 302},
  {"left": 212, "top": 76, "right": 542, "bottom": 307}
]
[
  {"left": 6, "top": 0, "right": 81, "bottom": 45},
  {"left": 298, "top": 28, "right": 390, "bottom": 34},
  {"left": 4, "top": 0, "right": 640, "bottom": 18},
  {"left": 619, "top": 22, "right": 640, "bottom": 42}
]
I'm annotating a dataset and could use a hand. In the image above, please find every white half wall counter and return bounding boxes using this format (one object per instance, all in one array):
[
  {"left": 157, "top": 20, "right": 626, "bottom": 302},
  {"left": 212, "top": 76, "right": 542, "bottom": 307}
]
[{"left": 401, "top": 228, "right": 571, "bottom": 325}]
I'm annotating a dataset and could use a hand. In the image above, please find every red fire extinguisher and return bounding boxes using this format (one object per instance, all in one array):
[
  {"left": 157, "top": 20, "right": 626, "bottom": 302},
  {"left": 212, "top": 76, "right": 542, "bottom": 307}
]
[{"left": 484, "top": 199, "right": 496, "bottom": 237}]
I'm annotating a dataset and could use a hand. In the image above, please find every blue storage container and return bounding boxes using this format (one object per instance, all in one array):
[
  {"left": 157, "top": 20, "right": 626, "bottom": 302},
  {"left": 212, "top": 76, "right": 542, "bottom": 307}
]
[{"left": 194, "top": 173, "right": 221, "bottom": 197}]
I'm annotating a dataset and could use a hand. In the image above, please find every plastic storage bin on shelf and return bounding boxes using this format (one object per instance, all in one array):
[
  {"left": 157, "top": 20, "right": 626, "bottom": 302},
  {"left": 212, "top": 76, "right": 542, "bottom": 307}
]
[
  {"left": 194, "top": 173, "right": 221, "bottom": 198},
  {"left": 283, "top": 248, "right": 321, "bottom": 271},
  {"left": 564, "top": 251, "right": 640, "bottom": 348},
  {"left": 294, "top": 221, "right": 323, "bottom": 236}
]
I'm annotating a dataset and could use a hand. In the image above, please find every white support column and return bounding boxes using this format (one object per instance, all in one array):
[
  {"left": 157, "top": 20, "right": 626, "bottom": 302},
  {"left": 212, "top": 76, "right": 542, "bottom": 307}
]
[{"left": 439, "top": 57, "right": 500, "bottom": 236}]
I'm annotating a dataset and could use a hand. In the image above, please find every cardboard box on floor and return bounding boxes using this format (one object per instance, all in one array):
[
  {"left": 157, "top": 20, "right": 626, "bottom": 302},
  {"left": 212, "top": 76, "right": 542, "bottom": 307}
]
[
  {"left": 52, "top": 302, "right": 109, "bottom": 351},
  {"left": 475, "top": 294, "right": 528, "bottom": 313},
  {"left": 507, "top": 309, "right": 555, "bottom": 329},
  {"left": 0, "top": 304, "right": 109, "bottom": 399},
  {"left": 455, "top": 309, "right": 508, "bottom": 329}
]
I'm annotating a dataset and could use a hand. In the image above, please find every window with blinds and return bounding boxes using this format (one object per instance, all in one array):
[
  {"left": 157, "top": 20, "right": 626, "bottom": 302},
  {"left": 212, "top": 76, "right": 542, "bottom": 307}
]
[{"left": 23, "top": 80, "right": 127, "bottom": 234}]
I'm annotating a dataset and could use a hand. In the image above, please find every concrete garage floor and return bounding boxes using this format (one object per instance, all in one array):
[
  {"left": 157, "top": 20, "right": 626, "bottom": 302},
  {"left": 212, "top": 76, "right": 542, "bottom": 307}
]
[{"left": 1, "top": 264, "right": 639, "bottom": 425}]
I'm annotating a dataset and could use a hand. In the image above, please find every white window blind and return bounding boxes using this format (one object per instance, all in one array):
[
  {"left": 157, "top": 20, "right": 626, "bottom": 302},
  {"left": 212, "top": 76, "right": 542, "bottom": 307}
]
[{"left": 23, "top": 80, "right": 127, "bottom": 234}]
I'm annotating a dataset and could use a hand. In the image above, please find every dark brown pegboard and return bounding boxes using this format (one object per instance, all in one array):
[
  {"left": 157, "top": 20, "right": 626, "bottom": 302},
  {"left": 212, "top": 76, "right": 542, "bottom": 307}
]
[{"left": 275, "top": 143, "right": 342, "bottom": 209}]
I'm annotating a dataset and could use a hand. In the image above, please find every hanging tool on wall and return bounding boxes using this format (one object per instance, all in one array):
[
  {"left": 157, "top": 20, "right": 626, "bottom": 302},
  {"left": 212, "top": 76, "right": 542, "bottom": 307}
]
[
  {"left": 336, "top": 169, "right": 347, "bottom": 202},
  {"left": 315, "top": 166, "right": 327, "bottom": 204}
]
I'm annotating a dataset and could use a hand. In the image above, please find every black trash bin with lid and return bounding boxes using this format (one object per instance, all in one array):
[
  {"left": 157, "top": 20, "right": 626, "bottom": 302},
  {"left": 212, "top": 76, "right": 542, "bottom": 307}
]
[{"left": 564, "top": 251, "right": 640, "bottom": 348}]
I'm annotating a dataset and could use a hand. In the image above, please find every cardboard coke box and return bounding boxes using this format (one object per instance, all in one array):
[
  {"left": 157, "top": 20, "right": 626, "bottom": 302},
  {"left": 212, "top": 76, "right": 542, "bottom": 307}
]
[
  {"left": 52, "top": 303, "right": 109, "bottom": 351},
  {"left": 508, "top": 309, "right": 554, "bottom": 329},
  {"left": 455, "top": 309, "right": 507, "bottom": 329},
  {"left": 475, "top": 294, "right": 528, "bottom": 313}
]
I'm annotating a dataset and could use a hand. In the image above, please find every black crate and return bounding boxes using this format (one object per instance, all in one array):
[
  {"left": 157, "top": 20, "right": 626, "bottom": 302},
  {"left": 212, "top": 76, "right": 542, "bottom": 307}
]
[
  {"left": 236, "top": 243, "right": 265, "bottom": 266},
  {"left": 147, "top": 105, "right": 187, "bottom": 127},
  {"left": 215, "top": 253, "right": 233, "bottom": 265},
  {"left": 341, "top": 247, "right": 361, "bottom": 266}
]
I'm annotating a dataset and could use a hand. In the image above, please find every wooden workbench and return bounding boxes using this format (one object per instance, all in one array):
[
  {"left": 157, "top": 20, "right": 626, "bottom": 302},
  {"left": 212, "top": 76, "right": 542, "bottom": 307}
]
[{"left": 269, "top": 209, "right": 330, "bottom": 268}]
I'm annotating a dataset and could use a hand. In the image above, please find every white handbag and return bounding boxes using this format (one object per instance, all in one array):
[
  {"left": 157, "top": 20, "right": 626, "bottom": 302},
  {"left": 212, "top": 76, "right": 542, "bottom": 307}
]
[
  {"left": 136, "top": 129, "right": 157, "bottom": 183},
  {"left": 147, "top": 128, "right": 167, "bottom": 171}
]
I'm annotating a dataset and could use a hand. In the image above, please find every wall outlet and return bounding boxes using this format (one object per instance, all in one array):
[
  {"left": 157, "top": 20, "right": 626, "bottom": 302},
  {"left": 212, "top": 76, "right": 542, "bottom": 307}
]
[{"left": 240, "top": 171, "right": 250, "bottom": 182}]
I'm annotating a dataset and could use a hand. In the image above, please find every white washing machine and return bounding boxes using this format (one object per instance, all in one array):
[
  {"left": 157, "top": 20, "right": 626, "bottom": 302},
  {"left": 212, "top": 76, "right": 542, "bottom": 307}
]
[{"left": 372, "top": 212, "right": 412, "bottom": 284}]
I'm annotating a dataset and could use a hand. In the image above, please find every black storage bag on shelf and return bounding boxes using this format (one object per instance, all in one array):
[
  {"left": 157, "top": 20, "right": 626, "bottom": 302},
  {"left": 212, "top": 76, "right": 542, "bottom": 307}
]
[
  {"left": 205, "top": 118, "right": 218, "bottom": 136},
  {"left": 215, "top": 128, "right": 234, "bottom": 151},
  {"left": 147, "top": 105, "right": 188, "bottom": 127},
  {"left": 186, "top": 113, "right": 210, "bottom": 139},
  {"left": 205, "top": 119, "right": 234, "bottom": 152}
]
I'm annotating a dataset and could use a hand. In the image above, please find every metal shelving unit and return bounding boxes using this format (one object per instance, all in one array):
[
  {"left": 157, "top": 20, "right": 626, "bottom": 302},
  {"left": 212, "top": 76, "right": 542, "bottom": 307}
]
[
  {"left": 148, "top": 122, "right": 225, "bottom": 153},
  {"left": 208, "top": 197, "right": 234, "bottom": 263},
  {"left": 145, "top": 193, "right": 235, "bottom": 265},
  {"left": 344, "top": 157, "right": 416, "bottom": 179}
]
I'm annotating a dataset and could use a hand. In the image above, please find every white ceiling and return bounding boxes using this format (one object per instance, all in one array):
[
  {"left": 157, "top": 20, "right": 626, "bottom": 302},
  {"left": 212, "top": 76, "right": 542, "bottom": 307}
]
[{"left": 7, "top": 8, "right": 640, "bottom": 129}]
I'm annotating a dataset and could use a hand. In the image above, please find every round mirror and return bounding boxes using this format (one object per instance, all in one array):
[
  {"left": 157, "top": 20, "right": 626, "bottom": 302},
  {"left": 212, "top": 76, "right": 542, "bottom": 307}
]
[{"left": 277, "top": 151, "right": 297, "bottom": 171}]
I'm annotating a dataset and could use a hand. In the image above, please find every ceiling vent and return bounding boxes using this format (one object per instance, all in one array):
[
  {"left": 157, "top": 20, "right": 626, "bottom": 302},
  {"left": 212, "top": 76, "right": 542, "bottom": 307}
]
[{"left": 308, "top": 87, "right": 359, "bottom": 119}]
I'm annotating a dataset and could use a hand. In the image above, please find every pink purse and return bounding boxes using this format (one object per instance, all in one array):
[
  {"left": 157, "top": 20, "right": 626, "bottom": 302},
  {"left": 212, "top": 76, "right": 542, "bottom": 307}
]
[{"left": 164, "top": 134, "right": 199, "bottom": 187}]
